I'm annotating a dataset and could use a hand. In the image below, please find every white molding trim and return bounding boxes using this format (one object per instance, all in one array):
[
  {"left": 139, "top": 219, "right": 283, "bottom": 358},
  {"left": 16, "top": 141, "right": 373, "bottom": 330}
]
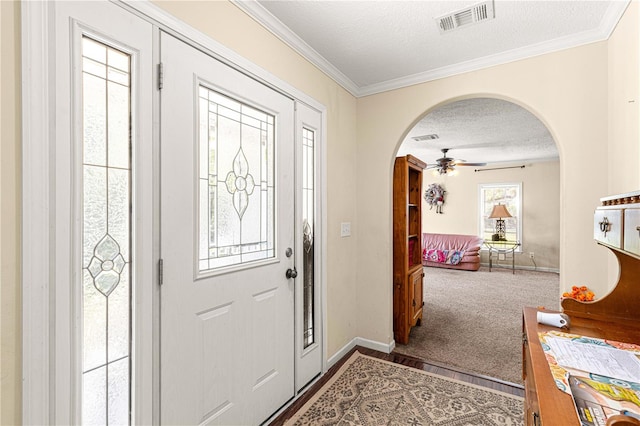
[
  {"left": 327, "top": 337, "right": 395, "bottom": 368},
  {"left": 232, "top": 0, "right": 630, "bottom": 98},
  {"left": 355, "top": 337, "right": 395, "bottom": 354},
  {"left": 119, "top": 0, "right": 326, "bottom": 114},
  {"left": 21, "top": 2, "right": 53, "bottom": 424},
  {"left": 356, "top": 8, "right": 628, "bottom": 97},
  {"left": 327, "top": 338, "right": 357, "bottom": 368},
  {"left": 320, "top": 108, "right": 329, "bottom": 376},
  {"left": 479, "top": 263, "right": 560, "bottom": 274},
  {"left": 230, "top": 0, "right": 360, "bottom": 96}
]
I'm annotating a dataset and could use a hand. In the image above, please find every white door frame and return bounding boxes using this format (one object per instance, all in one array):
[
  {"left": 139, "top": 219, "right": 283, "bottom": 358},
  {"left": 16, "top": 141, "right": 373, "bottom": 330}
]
[
  {"left": 22, "top": 1, "right": 156, "bottom": 423},
  {"left": 22, "top": 1, "right": 327, "bottom": 424}
]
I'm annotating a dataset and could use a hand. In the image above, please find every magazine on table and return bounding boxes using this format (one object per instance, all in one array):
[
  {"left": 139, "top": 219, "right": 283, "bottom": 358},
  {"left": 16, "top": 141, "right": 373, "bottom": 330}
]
[
  {"left": 538, "top": 331, "right": 640, "bottom": 425},
  {"left": 568, "top": 371, "right": 640, "bottom": 426}
]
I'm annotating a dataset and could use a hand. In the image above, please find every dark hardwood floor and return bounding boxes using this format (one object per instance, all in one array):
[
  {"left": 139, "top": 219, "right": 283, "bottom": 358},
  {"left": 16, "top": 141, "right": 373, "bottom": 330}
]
[{"left": 267, "top": 345, "right": 524, "bottom": 425}]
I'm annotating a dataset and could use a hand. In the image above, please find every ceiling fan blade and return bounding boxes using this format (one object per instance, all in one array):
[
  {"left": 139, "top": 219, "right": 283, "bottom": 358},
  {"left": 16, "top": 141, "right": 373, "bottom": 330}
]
[{"left": 455, "top": 162, "right": 487, "bottom": 167}]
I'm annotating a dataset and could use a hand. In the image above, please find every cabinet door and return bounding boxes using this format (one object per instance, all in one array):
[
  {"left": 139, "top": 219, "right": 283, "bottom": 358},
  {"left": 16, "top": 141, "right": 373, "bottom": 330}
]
[
  {"left": 594, "top": 209, "right": 622, "bottom": 248},
  {"left": 410, "top": 268, "right": 424, "bottom": 324},
  {"left": 624, "top": 208, "right": 640, "bottom": 256}
]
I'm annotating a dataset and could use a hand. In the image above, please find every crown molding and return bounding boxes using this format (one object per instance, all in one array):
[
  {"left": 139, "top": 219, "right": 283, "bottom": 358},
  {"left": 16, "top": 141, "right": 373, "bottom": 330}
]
[
  {"left": 358, "top": 0, "right": 630, "bottom": 97},
  {"left": 231, "top": 0, "right": 361, "bottom": 96},
  {"left": 235, "top": 0, "right": 629, "bottom": 99}
]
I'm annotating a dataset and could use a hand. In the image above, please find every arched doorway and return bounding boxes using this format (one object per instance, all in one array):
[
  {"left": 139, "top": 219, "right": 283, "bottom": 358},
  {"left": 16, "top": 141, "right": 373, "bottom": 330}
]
[{"left": 391, "top": 97, "right": 561, "bottom": 383}]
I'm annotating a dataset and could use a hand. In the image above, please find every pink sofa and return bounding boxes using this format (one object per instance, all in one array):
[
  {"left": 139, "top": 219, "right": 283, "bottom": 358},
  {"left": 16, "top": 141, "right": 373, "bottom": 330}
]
[{"left": 422, "top": 233, "right": 483, "bottom": 271}]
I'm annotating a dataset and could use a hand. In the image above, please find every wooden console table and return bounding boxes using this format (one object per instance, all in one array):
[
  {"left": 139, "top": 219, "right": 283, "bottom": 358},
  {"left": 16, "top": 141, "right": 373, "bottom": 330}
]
[
  {"left": 522, "top": 308, "right": 640, "bottom": 425},
  {"left": 523, "top": 191, "right": 640, "bottom": 426}
]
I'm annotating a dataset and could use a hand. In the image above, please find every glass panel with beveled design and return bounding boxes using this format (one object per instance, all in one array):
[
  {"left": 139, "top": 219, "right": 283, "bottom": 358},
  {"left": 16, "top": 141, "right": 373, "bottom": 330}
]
[
  {"left": 198, "top": 86, "right": 275, "bottom": 272},
  {"left": 302, "top": 128, "right": 315, "bottom": 348},
  {"left": 81, "top": 36, "right": 131, "bottom": 425}
]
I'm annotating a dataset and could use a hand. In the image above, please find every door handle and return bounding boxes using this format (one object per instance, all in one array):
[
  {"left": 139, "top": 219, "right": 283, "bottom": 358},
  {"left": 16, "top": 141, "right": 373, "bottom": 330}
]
[{"left": 286, "top": 267, "right": 298, "bottom": 279}]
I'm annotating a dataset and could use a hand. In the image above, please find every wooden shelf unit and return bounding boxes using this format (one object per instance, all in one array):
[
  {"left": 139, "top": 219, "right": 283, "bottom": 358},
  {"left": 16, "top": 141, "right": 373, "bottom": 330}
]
[
  {"left": 393, "top": 155, "right": 426, "bottom": 345},
  {"left": 523, "top": 190, "right": 640, "bottom": 425}
]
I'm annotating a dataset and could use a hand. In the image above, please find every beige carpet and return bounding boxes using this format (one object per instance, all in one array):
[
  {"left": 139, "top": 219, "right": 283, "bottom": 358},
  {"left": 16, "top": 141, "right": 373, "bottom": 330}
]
[
  {"left": 285, "top": 351, "right": 524, "bottom": 425},
  {"left": 394, "top": 266, "right": 559, "bottom": 384}
]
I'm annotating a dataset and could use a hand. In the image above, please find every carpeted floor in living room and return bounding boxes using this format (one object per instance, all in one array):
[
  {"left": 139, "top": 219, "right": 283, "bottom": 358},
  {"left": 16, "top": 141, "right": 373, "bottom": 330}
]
[{"left": 393, "top": 266, "right": 560, "bottom": 385}]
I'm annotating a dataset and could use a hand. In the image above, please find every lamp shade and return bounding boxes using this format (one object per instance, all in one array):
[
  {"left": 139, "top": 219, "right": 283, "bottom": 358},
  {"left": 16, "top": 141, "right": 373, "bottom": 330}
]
[{"left": 489, "top": 203, "right": 512, "bottom": 219}]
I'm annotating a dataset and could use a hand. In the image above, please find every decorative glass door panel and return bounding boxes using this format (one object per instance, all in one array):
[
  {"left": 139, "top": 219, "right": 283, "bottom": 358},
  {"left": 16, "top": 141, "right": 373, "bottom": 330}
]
[
  {"left": 81, "top": 36, "right": 132, "bottom": 425},
  {"left": 198, "top": 86, "right": 275, "bottom": 272},
  {"left": 302, "top": 128, "right": 315, "bottom": 348}
]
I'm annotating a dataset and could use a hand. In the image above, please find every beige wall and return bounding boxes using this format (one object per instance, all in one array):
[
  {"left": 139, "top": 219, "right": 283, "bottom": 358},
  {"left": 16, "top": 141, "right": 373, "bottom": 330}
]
[
  {"left": 608, "top": 1, "right": 640, "bottom": 195},
  {"left": 1, "top": 1, "right": 21, "bottom": 424},
  {"left": 421, "top": 161, "right": 560, "bottom": 270},
  {"left": 354, "top": 1, "right": 639, "bottom": 346},
  {"left": 606, "top": 2, "right": 640, "bottom": 287},
  {"left": 356, "top": 43, "right": 611, "bottom": 344}
]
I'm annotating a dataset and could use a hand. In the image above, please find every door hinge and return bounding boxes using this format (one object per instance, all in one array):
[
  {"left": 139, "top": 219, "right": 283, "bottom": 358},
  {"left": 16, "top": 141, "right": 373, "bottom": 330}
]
[
  {"left": 522, "top": 332, "right": 528, "bottom": 346},
  {"left": 158, "top": 258, "right": 164, "bottom": 286},
  {"left": 157, "top": 63, "right": 164, "bottom": 90}
]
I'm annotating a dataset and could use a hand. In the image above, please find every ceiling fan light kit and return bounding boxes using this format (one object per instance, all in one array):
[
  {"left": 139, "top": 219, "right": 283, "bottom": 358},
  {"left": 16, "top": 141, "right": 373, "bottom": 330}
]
[{"left": 428, "top": 148, "right": 487, "bottom": 176}]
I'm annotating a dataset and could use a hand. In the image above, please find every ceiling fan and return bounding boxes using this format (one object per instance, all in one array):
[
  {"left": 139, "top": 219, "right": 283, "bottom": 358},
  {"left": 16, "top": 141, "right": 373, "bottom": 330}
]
[{"left": 427, "top": 148, "right": 487, "bottom": 175}]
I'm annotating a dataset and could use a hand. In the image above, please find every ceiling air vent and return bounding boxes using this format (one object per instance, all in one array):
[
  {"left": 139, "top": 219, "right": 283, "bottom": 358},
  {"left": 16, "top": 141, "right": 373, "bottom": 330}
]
[
  {"left": 412, "top": 134, "right": 439, "bottom": 142},
  {"left": 436, "top": 0, "right": 495, "bottom": 34}
]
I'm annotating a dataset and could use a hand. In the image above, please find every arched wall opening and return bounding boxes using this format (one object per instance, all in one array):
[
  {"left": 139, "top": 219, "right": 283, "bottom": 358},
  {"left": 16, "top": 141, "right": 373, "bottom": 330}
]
[
  {"left": 393, "top": 95, "right": 562, "bottom": 271},
  {"left": 354, "top": 45, "right": 612, "bottom": 350},
  {"left": 386, "top": 95, "right": 563, "bottom": 379}
]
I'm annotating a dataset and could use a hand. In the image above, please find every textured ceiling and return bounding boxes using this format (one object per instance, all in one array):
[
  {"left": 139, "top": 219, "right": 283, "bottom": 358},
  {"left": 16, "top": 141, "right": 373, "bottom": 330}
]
[
  {"left": 396, "top": 98, "right": 558, "bottom": 166},
  {"left": 237, "top": 0, "right": 627, "bottom": 164},
  {"left": 250, "top": 0, "right": 627, "bottom": 96}
]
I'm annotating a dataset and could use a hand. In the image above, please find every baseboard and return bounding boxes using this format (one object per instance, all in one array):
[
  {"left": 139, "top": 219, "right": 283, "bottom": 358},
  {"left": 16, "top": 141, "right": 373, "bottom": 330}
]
[
  {"left": 327, "top": 336, "right": 395, "bottom": 368},
  {"left": 479, "top": 262, "right": 559, "bottom": 274},
  {"left": 327, "top": 338, "right": 357, "bottom": 368},
  {"left": 355, "top": 336, "right": 395, "bottom": 354}
]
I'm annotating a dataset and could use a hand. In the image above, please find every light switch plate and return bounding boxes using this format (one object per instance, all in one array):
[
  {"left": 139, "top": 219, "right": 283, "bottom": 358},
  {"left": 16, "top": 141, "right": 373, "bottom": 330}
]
[{"left": 341, "top": 222, "right": 351, "bottom": 237}]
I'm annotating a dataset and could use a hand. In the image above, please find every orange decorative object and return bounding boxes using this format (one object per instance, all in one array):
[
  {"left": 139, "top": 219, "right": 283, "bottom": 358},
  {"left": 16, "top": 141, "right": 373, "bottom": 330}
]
[{"left": 562, "top": 286, "right": 596, "bottom": 302}]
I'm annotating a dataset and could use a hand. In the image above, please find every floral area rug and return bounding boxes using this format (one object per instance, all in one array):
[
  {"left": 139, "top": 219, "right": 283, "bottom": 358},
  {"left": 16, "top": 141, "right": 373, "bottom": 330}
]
[{"left": 284, "top": 352, "right": 523, "bottom": 426}]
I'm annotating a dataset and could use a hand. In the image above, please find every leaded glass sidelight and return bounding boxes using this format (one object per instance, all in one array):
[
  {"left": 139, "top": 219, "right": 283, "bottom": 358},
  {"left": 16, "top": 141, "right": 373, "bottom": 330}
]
[
  {"left": 302, "top": 128, "right": 315, "bottom": 348},
  {"left": 198, "top": 86, "right": 275, "bottom": 272},
  {"left": 81, "top": 36, "right": 131, "bottom": 425}
]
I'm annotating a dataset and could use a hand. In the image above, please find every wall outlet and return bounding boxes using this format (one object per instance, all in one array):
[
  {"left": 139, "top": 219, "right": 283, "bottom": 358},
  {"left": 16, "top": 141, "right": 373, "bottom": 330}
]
[
  {"left": 341, "top": 222, "right": 351, "bottom": 237},
  {"left": 529, "top": 252, "right": 535, "bottom": 259}
]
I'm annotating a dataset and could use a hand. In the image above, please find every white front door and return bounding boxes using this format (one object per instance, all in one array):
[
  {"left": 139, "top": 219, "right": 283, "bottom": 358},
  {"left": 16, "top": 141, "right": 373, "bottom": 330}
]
[{"left": 160, "top": 32, "right": 296, "bottom": 425}]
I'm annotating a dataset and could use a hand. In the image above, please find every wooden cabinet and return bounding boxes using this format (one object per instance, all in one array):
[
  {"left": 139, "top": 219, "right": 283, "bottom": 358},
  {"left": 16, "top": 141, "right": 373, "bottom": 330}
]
[
  {"left": 523, "top": 191, "right": 640, "bottom": 425},
  {"left": 393, "top": 155, "right": 426, "bottom": 345},
  {"left": 409, "top": 268, "right": 424, "bottom": 325}
]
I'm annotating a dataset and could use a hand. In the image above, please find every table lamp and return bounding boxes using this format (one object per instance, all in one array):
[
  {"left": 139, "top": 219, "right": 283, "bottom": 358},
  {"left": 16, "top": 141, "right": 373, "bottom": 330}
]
[{"left": 489, "top": 203, "right": 512, "bottom": 241}]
